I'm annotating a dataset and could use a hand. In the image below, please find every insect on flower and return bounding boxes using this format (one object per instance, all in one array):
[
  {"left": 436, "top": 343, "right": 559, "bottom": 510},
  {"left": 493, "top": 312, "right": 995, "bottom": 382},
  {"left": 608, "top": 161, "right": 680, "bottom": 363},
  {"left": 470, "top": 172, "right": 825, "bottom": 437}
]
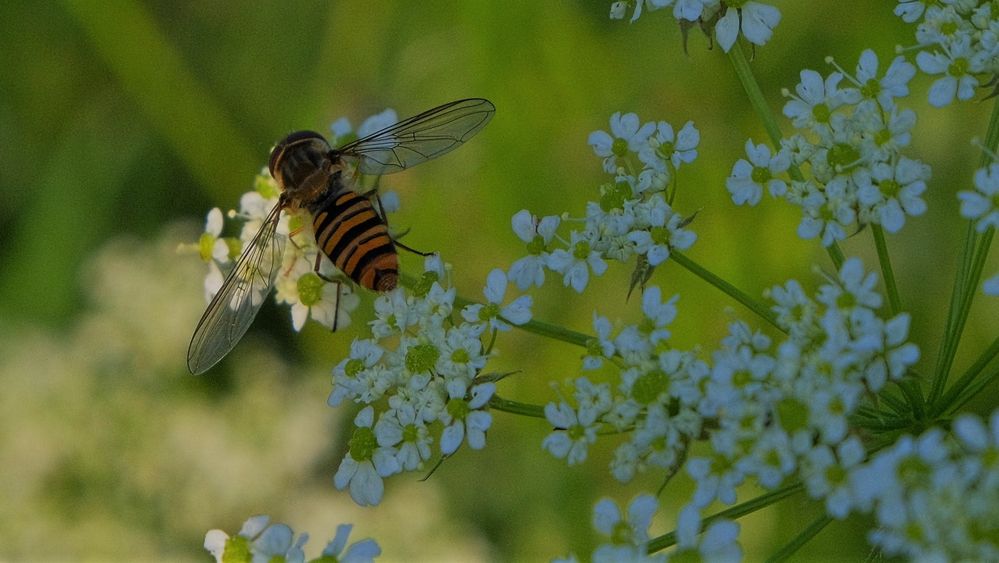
[{"left": 187, "top": 98, "right": 496, "bottom": 374}]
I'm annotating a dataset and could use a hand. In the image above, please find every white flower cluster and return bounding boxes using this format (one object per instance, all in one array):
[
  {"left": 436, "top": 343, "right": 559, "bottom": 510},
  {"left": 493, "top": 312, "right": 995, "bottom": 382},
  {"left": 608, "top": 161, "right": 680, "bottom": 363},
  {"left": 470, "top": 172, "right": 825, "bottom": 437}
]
[
  {"left": 849, "top": 410, "right": 999, "bottom": 560},
  {"left": 330, "top": 258, "right": 532, "bottom": 506},
  {"left": 609, "top": 0, "right": 781, "bottom": 53},
  {"left": 727, "top": 49, "right": 931, "bottom": 244},
  {"left": 554, "top": 495, "right": 741, "bottom": 562},
  {"left": 204, "top": 514, "right": 380, "bottom": 563},
  {"left": 543, "top": 258, "right": 921, "bottom": 550},
  {"left": 896, "top": 0, "right": 999, "bottom": 107},
  {"left": 507, "top": 113, "right": 698, "bottom": 294}
]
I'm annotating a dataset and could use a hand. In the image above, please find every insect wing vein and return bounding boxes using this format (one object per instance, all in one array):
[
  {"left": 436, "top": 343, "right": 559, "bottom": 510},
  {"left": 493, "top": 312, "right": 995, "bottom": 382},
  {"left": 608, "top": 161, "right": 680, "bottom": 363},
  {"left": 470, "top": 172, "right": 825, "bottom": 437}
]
[
  {"left": 187, "top": 203, "right": 285, "bottom": 374},
  {"left": 339, "top": 98, "right": 495, "bottom": 175}
]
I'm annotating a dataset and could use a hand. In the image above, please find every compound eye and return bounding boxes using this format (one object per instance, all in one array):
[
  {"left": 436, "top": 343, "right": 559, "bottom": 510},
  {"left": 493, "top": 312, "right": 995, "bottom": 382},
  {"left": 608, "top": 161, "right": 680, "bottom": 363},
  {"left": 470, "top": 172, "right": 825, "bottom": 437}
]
[{"left": 268, "top": 131, "right": 327, "bottom": 176}]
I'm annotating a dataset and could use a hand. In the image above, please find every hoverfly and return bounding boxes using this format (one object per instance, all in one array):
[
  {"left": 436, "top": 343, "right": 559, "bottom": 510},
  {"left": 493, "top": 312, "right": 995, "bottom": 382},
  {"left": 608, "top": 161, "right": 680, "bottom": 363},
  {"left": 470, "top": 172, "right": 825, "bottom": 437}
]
[{"left": 187, "top": 98, "right": 495, "bottom": 374}]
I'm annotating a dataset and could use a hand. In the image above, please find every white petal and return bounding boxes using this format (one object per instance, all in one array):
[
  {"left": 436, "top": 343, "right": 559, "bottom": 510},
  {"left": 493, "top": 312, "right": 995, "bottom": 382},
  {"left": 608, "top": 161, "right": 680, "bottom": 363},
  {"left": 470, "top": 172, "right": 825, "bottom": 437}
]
[
  {"left": 741, "top": 3, "right": 781, "bottom": 46},
  {"left": 592, "top": 498, "right": 621, "bottom": 534},
  {"left": 440, "top": 422, "right": 464, "bottom": 455},
  {"left": 501, "top": 295, "right": 533, "bottom": 325},
  {"left": 484, "top": 268, "right": 508, "bottom": 303},
  {"left": 204, "top": 530, "right": 229, "bottom": 562},
  {"left": 511, "top": 209, "right": 536, "bottom": 242},
  {"left": 715, "top": 8, "right": 740, "bottom": 52}
]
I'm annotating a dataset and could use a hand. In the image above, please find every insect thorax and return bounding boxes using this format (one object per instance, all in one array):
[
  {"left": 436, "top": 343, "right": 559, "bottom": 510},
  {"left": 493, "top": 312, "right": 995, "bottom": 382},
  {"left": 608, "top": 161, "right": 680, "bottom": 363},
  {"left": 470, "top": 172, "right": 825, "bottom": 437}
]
[{"left": 269, "top": 132, "right": 335, "bottom": 203}]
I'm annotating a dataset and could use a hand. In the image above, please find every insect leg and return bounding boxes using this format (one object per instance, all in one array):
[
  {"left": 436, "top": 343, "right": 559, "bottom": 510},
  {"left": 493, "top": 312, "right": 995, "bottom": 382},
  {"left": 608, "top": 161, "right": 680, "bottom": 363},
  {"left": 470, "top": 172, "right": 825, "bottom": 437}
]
[
  {"left": 332, "top": 281, "right": 341, "bottom": 332},
  {"left": 368, "top": 192, "right": 435, "bottom": 256}
]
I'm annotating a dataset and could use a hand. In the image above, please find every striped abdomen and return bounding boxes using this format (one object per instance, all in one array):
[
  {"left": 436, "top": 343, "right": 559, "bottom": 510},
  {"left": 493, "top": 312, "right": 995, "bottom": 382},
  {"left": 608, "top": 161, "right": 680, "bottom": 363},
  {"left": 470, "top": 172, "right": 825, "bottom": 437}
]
[{"left": 312, "top": 190, "right": 398, "bottom": 291}]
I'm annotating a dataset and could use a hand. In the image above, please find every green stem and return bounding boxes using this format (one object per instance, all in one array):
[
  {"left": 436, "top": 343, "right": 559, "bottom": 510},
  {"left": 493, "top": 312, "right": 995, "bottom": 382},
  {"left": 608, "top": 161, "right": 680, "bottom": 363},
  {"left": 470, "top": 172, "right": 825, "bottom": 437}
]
[
  {"left": 899, "top": 379, "right": 925, "bottom": 421},
  {"left": 648, "top": 482, "right": 804, "bottom": 552},
  {"left": 671, "top": 251, "right": 782, "bottom": 331},
  {"left": 929, "top": 100, "right": 999, "bottom": 406},
  {"left": 728, "top": 42, "right": 784, "bottom": 150},
  {"left": 766, "top": 515, "right": 833, "bottom": 563},
  {"left": 489, "top": 395, "right": 547, "bottom": 418},
  {"left": 871, "top": 225, "right": 901, "bottom": 316},
  {"left": 937, "top": 334, "right": 999, "bottom": 417},
  {"left": 871, "top": 389, "right": 907, "bottom": 416},
  {"left": 825, "top": 242, "right": 845, "bottom": 270},
  {"left": 510, "top": 316, "right": 592, "bottom": 349}
]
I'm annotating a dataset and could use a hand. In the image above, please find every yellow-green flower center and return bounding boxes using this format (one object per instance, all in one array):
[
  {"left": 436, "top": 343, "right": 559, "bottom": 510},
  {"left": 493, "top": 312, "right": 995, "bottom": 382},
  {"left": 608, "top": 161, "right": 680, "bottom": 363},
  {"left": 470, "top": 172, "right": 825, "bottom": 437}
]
[
  {"left": 297, "top": 273, "right": 325, "bottom": 306},
  {"left": 405, "top": 343, "right": 440, "bottom": 373},
  {"left": 348, "top": 426, "right": 376, "bottom": 461}
]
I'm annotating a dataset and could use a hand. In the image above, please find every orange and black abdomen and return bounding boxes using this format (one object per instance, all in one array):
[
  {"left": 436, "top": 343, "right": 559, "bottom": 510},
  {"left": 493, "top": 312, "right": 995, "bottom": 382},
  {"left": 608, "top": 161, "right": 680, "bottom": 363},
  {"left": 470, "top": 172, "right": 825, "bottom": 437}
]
[{"left": 312, "top": 190, "right": 398, "bottom": 291}]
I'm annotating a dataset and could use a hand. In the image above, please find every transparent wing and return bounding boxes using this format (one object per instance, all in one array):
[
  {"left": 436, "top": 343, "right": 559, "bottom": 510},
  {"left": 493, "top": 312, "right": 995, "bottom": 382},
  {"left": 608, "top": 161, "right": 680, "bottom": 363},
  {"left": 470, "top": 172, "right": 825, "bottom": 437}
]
[
  {"left": 338, "top": 98, "right": 495, "bottom": 175},
  {"left": 187, "top": 203, "right": 285, "bottom": 375}
]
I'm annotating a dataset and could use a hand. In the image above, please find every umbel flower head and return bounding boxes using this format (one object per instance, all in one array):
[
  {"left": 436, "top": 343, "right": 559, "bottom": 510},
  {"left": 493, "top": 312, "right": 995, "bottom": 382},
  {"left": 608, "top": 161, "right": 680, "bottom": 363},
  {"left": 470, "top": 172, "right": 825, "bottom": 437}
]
[
  {"left": 204, "top": 515, "right": 381, "bottom": 563},
  {"left": 609, "top": 0, "right": 782, "bottom": 53}
]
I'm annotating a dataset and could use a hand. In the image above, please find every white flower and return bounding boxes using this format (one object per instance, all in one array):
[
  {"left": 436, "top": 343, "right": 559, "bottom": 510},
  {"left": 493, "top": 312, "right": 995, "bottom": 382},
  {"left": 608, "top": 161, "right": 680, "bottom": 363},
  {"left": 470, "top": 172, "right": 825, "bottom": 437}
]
[
  {"left": 740, "top": 429, "right": 795, "bottom": 489},
  {"left": 958, "top": 163, "right": 999, "bottom": 232},
  {"left": 802, "top": 436, "right": 866, "bottom": 519},
  {"left": 508, "top": 210, "right": 560, "bottom": 290},
  {"left": 329, "top": 116, "right": 352, "bottom": 142},
  {"left": 198, "top": 207, "right": 230, "bottom": 264},
  {"left": 591, "top": 495, "right": 662, "bottom": 562},
  {"left": 435, "top": 324, "right": 488, "bottom": 379},
  {"left": 854, "top": 50, "right": 916, "bottom": 107},
  {"left": 726, "top": 140, "right": 791, "bottom": 205},
  {"left": 203, "top": 261, "right": 224, "bottom": 303},
  {"left": 238, "top": 191, "right": 282, "bottom": 241},
  {"left": 880, "top": 313, "right": 920, "bottom": 383},
  {"left": 329, "top": 339, "right": 390, "bottom": 406},
  {"left": 672, "top": 0, "right": 706, "bottom": 22},
  {"left": 609, "top": 1, "right": 628, "bottom": 19},
  {"left": 584, "top": 313, "right": 616, "bottom": 369},
  {"left": 334, "top": 407, "right": 399, "bottom": 506},
  {"left": 671, "top": 505, "right": 742, "bottom": 563},
  {"left": 439, "top": 381, "right": 495, "bottom": 455},
  {"left": 205, "top": 515, "right": 309, "bottom": 563},
  {"left": 357, "top": 108, "right": 398, "bottom": 137},
  {"left": 627, "top": 0, "right": 675, "bottom": 23},
  {"left": 321, "top": 524, "right": 381, "bottom": 563},
  {"left": 796, "top": 177, "right": 856, "bottom": 246},
  {"left": 548, "top": 231, "right": 609, "bottom": 292},
  {"left": 824, "top": 257, "right": 883, "bottom": 311},
  {"left": 379, "top": 190, "right": 401, "bottom": 213},
  {"left": 275, "top": 257, "right": 356, "bottom": 331},
  {"left": 205, "top": 515, "right": 269, "bottom": 563},
  {"left": 687, "top": 448, "right": 745, "bottom": 507},
  {"left": 374, "top": 402, "right": 432, "bottom": 471},
  {"left": 627, "top": 196, "right": 696, "bottom": 266},
  {"left": 461, "top": 269, "right": 532, "bottom": 330},
  {"left": 715, "top": 2, "right": 782, "bottom": 53},
  {"left": 370, "top": 289, "right": 412, "bottom": 337},
  {"left": 638, "top": 120, "right": 700, "bottom": 173},
  {"left": 916, "top": 35, "right": 986, "bottom": 107},
  {"left": 783, "top": 70, "right": 860, "bottom": 131},
  {"left": 588, "top": 112, "right": 656, "bottom": 173},
  {"left": 855, "top": 157, "right": 929, "bottom": 233},
  {"left": 894, "top": 0, "right": 928, "bottom": 23},
  {"left": 953, "top": 410, "right": 999, "bottom": 455},
  {"left": 543, "top": 399, "right": 600, "bottom": 465},
  {"left": 641, "top": 286, "right": 678, "bottom": 344},
  {"left": 251, "top": 523, "right": 308, "bottom": 563}
]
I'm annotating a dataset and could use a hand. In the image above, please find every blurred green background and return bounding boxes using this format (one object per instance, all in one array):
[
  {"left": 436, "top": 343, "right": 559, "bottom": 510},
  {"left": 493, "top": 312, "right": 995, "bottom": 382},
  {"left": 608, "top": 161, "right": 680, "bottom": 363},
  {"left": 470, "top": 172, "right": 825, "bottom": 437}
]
[{"left": 1, "top": 1, "right": 996, "bottom": 560}]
